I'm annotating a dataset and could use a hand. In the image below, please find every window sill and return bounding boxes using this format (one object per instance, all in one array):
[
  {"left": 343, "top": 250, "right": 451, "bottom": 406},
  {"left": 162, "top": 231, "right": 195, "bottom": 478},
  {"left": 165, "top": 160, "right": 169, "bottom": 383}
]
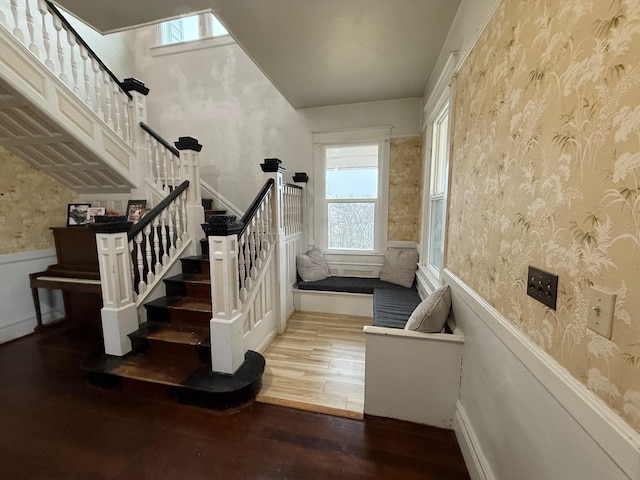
[{"left": 151, "top": 35, "right": 235, "bottom": 57}]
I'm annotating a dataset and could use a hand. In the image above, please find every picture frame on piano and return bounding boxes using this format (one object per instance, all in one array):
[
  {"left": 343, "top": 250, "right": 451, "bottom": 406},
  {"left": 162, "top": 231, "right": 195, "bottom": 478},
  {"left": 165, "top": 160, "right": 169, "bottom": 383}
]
[
  {"left": 66, "top": 203, "right": 91, "bottom": 226},
  {"left": 126, "top": 200, "right": 147, "bottom": 224},
  {"left": 87, "top": 207, "right": 106, "bottom": 223}
]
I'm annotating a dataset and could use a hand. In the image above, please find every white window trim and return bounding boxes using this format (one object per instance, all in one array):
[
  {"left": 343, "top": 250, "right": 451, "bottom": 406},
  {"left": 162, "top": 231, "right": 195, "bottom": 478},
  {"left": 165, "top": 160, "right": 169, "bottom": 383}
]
[
  {"left": 313, "top": 127, "right": 390, "bottom": 259},
  {"left": 419, "top": 52, "right": 457, "bottom": 290}
]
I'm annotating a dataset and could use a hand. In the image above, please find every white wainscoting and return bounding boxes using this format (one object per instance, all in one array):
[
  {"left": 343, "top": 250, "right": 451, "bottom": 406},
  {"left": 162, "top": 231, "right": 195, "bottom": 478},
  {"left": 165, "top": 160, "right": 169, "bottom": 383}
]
[
  {"left": 443, "top": 269, "right": 640, "bottom": 480},
  {"left": 0, "top": 249, "right": 64, "bottom": 344}
]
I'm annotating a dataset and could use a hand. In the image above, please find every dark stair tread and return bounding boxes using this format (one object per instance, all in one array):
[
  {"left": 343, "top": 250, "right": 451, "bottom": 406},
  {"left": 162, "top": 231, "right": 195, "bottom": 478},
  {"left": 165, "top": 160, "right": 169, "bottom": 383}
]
[
  {"left": 145, "top": 296, "right": 212, "bottom": 313},
  {"left": 133, "top": 321, "right": 210, "bottom": 346},
  {"left": 83, "top": 350, "right": 265, "bottom": 394},
  {"left": 165, "top": 273, "right": 211, "bottom": 285}
]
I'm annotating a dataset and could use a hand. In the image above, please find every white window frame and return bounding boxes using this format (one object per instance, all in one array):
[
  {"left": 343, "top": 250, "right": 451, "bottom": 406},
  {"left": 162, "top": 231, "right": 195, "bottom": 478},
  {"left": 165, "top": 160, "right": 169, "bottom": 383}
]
[
  {"left": 153, "top": 12, "right": 234, "bottom": 56},
  {"left": 419, "top": 52, "right": 457, "bottom": 291},
  {"left": 313, "top": 128, "right": 390, "bottom": 259}
]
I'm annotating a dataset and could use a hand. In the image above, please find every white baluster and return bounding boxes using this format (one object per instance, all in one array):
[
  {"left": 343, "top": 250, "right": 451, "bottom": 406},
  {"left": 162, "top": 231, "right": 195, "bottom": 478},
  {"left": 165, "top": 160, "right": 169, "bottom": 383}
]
[
  {"left": 0, "top": 4, "right": 6, "bottom": 27},
  {"left": 128, "top": 240, "right": 137, "bottom": 301},
  {"left": 25, "top": 0, "right": 38, "bottom": 55},
  {"left": 169, "top": 153, "right": 177, "bottom": 190},
  {"left": 52, "top": 16, "right": 68, "bottom": 84},
  {"left": 103, "top": 72, "right": 114, "bottom": 128},
  {"left": 153, "top": 217, "right": 162, "bottom": 275},
  {"left": 112, "top": 82, "right": 122, "bottom": 137},
  {"left": 135, "top": 232, "right": 146, "bottom": 294},
  {"left": 78, "top": 44, "right": 92, "bottom": 104},
  {"left": 161, "top": 149, "right": 169, "bottom": 193},
  {"left": 146, "top": 132, "right": 155, "bottom": 184},
  {"left": 11, "top": 0, "right": 24, "bottom": 43},
  {"left": 66, "top": 29, "right": 80, "bottom": 94},
  {"left": 144, "top": 224, "right": 155, "bottom": 285},
  {"left": 91, "top": 57, "right": 103, "bottom": 118},
  {"left": 154, "top": 141, "right": 162, "bottom": 190},
  {"left": 121, "top": 93, "right": 131, "bottom": 144},
  {"left": 238, "top": 234, "right": 247, "bottom": 302},
  {"left": 250, "top": 219, "right": 258, "bottom": 277},
  {"left": 38, "top": 1, "right": 54, "bottom": 70},
  {"left": 174, "top": 200, "right": 183, "bottom": 250},
  {"left": 167, "top": 207, "right": 176, "bottom": 257},
  {"left": 161, "top": 210, "right": 169, "bottom": 265},
  {"left": 181, "top": 191, "right": 188, "bottom": 242},
  {"left": 244, "top": 227, "right": 253, "bottom": 290}
]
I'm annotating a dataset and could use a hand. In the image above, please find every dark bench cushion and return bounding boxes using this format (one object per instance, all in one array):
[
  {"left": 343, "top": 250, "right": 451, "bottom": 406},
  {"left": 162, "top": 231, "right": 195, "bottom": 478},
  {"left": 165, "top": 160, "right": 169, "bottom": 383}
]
[
  {"left": 373, "top": 288, "right": 422, "bottom": 329},
  {"left": 297, "top": 276, "right": 415, "bottom": 295}
]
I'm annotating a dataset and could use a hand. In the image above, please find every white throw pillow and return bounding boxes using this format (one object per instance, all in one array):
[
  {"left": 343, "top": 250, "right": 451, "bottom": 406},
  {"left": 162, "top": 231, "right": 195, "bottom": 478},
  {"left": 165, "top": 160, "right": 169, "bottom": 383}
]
[
  {"left": 379, "top": 248, "right": 419, "bottom": 288},
  {"left": 296, "top": 248, "right": 330, "bottom": 282},
  {"left": 404, "top": 285, "right": 451, "bottom": 333}
]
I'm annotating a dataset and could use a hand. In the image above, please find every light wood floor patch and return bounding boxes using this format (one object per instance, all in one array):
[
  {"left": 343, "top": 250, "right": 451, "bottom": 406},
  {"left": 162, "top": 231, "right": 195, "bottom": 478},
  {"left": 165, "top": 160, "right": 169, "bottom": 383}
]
[{"left": 256, "top": 311, "right": 370, "bottom": 419}]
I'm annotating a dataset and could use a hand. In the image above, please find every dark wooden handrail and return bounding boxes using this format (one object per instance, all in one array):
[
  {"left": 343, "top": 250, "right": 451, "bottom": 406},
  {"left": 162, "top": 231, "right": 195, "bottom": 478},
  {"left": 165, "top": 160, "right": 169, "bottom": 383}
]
[
  {"left": 238, "top": 179, "right": 274, "bottom": 237},
  {"left": 127, "top": 180, "right": 189, "bottom": 241},
  {"left": 140, "top": 122, "right": 180, "bottom": 157},
  {"left": 45, "top": 0, "right": 132, "bottom": 100}
]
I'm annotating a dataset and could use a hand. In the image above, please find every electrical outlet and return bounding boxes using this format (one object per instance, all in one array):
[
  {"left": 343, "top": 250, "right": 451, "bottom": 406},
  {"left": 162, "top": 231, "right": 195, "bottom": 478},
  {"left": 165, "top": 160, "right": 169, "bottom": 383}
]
[
  {"left": 526, "top": 266, "right": 558, "bottom": 310},
  {"left": 587, "top": 287, "right": 616, "bottom": 339}
]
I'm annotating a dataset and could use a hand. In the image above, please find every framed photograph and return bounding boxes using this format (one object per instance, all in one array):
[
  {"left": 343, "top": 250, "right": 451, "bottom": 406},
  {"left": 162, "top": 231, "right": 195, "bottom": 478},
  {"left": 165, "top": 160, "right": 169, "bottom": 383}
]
[
  {"left": 66, "top": 203, "right": 91, "bottom": 226},
  {"left": 87, "top": 207, "right": 106, "bottom": 223},
  {"left": 126, "top": 200, "right": 147, "bottom": 223}
]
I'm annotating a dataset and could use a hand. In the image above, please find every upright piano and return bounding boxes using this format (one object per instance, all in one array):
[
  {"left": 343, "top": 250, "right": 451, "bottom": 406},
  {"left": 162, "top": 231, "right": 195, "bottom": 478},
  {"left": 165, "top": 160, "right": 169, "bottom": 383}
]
[{"left": 29, "top": 227, "right": 102, "bottom": 331}]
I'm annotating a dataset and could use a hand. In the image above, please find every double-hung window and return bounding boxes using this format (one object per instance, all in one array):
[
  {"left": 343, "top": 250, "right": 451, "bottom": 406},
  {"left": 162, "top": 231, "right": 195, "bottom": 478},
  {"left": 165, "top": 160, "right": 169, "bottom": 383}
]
[{"left": 314, "top": 129, "right": 389, "bottom": 255}]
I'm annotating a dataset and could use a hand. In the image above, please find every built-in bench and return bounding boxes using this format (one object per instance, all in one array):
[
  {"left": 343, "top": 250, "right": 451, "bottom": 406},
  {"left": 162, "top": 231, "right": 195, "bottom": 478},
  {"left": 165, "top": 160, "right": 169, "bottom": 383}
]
[{"left": 294, "top": 274, "right": 464, "bottom": 429}]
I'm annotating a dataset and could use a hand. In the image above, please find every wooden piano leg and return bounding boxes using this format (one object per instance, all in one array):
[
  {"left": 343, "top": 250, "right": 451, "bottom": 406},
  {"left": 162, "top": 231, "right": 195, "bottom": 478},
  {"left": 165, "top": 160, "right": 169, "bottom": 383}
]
[{"left": 31, "top": 285, "right": 44, "bottom": 333}]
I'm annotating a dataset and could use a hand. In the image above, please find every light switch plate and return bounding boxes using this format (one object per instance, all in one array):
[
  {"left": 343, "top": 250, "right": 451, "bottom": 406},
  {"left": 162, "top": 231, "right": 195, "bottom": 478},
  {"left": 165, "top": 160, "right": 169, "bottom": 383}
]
[{"left": 587, "top": 287, "right": 616, "bottom": 339}]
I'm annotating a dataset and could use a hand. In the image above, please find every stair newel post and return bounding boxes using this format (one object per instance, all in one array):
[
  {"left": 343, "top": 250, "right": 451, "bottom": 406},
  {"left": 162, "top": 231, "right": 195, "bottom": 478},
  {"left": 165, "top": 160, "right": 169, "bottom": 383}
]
[
  {"left": 175, "top": 137, "right": 204, "bottom": 256},
  {"left": 260, "top": 158, "right": 288, "bottom": 333},
  {"left": 121, "top": 78, "right": 150, "bottom": 192},
  {"left": 202, "top": 219, "right": 246, "bottom": 375},
  {"left": 90, "top": 222, "right": 138, "bottom": 356}
]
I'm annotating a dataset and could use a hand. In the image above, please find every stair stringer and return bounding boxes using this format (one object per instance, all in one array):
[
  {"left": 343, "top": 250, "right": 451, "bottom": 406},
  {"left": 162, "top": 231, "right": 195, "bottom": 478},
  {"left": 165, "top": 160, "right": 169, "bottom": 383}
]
[{"left": 0, "top": 23, "right": 135, "bottom": 194}]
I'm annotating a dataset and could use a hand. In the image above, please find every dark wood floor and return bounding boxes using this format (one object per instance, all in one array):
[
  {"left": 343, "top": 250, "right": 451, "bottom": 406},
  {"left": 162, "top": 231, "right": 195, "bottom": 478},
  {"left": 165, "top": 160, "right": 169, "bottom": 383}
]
[{"left": 0, "top": 323, "right": 469, "bottom": 480}]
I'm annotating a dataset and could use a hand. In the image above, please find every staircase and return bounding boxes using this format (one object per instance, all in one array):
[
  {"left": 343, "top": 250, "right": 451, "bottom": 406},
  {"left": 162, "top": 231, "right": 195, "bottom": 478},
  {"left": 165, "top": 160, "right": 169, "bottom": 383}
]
[{"left": 83, "top": 254, "right": 265, "bottom": 409}]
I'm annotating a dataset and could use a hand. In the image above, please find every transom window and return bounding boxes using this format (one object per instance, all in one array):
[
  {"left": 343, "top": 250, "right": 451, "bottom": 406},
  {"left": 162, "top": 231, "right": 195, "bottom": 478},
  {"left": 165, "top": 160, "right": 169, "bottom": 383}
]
[{"left": 158, "top": 13, "right": 228, "bottom": 46}]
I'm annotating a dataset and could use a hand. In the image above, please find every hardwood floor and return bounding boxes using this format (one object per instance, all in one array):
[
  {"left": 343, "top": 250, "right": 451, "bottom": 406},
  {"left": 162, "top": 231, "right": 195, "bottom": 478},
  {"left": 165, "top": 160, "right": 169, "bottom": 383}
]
[
  {"left": 257, "top": 311, "right": 369, "bottom": 418},
  {"left": 0, "top": 322, "right": 470, "bottom": 479}
]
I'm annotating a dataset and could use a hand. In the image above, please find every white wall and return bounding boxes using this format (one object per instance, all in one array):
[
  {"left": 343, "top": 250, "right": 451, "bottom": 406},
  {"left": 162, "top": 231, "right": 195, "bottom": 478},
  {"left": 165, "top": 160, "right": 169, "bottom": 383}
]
[
  {"left": 133, "top": 27, "right": 313, "bottom": 212},
  {"left": 300, "top": 97, "right": 422, "bottom": 137},
  {"left": 0, "top": 250, "right": 64, "bottom": 344}
]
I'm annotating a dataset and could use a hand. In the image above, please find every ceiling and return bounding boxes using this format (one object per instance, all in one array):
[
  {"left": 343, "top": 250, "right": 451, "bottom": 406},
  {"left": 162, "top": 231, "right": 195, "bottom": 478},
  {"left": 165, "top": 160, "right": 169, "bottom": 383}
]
[{"left": 53, "top": 0, "right": 461, "bottom": 109}]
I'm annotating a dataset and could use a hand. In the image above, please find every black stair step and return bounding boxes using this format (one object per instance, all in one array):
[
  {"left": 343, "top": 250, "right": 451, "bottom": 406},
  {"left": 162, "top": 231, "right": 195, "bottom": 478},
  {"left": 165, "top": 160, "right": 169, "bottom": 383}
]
[
  {"left": 144, "top": 296, "right": 212, "bottom": 325},
  {"left": 181, "top": 255, "right": 210, "bottom": 275},
  {"left": 164, "top": 273, "right": 211, "bottom": 299},
  {"left": 83, "top": 350, "right": 265, "bottom": 410}
]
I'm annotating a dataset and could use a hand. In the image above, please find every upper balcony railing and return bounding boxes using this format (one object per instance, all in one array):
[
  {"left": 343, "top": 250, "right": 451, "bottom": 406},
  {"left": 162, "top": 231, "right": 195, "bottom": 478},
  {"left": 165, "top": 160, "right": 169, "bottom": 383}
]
[{"left": 1, "top": 0, "right": 134, "bottom": 147}]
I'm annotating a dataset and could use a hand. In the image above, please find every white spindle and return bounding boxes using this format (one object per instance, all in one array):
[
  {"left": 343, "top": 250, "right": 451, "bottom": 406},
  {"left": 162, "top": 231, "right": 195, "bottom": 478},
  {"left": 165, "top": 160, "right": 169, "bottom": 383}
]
[
  {"left": 112, "top": 81, "right": 122, "bottom": 137},
  {"left": 152, "top": 217, "right": 162, "bottom": 275},
  {"left": 167, "top": 208, "right": 176, "bottom": 257},
  {"left": 181, "top": 191, "right": 188, "bottom": 242},
  {"left": 162, "top": 149, "right": 169, "bottom": 193},
  {"left": 154, "top": 141, "right": 162, "bottom": 190},
  {"left": 38, "top": 1, "right": 54, "bottom": 70},
  {"left": 52, "top": 16, "right": 68, "bottom": 84},
  {"left": 145, "top": 132, "right": 155, "bottom": 184},
  {"left": 174, "top": 201, "right": 183, "bottom": 250},
  {"left": 103, "top": 72, "right": 114, "bottom": 128},
  {"left": 142, "top": 223, "right": 154, "bottom": 285},
  {"left": 239, "top": 234, "right": 247, "bottom": 301},
  {"left": 25, "top": 0, "right": 38, "bottom": 55},
  {"left": 66, "top": 29, "right": 80, "bottom": 94},
  {"left": 11, "top": 0, "right": 24, "bottom": 43},
  {"left": 135, "top": 232, "right": 146, "bottom": 294},
  {"left": 169, "top": 153, "right": 177, "bottom": 190},
  {"left": 122, "top": 93, "right": 131, "bottom": 143},
  {"left": 91, "top": 57, "right": 103, "bottom": 118},
  {"left": 161, "top": 211, "right": 169, "bottom": 266},
  {"left": 78, "top": 45, "right": 92, "bottom": 104},
  {"left": 129, "top": 240, "right": 137, "bottom": 301}
]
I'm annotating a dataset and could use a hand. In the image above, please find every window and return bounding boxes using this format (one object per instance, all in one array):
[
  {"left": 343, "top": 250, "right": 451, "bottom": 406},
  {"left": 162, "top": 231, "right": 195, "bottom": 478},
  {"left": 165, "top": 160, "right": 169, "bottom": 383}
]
[
  {"left": 158, "top": 13, "right": 228, "bottom": 47},
  {"left": 314, "top": 128, "right": 389, "bottom": 255},
  {"left": 423, "top": 98, "right": 449, "bottom": 274}
]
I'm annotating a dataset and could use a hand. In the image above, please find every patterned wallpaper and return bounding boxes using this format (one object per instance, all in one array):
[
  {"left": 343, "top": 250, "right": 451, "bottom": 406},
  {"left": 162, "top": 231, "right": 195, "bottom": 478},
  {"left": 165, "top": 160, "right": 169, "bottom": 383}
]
[
  {"left": 388, "top": 136, "right": 422, "bottom": 242},
  {"left": 448, "top": 0, "right": 640, "bottom": 431},
  {"left": 0, "top": 148, "right": 76, "bottom": 255}
]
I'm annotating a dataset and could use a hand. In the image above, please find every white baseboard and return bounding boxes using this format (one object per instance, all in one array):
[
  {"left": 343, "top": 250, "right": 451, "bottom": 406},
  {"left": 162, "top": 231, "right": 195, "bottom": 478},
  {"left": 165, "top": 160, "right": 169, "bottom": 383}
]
[
  {"left": 454, "top": 401, "right": 495, "bottom": 480},
  {"left": 255, "top": 329, "right": 277, "bottom": 354}
]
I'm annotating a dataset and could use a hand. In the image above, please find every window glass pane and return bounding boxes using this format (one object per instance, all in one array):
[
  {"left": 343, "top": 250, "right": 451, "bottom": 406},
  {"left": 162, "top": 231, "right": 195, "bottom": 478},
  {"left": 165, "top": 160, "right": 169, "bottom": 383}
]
[
  {"left": 328, "top": 202, "right": 375, "bottom": 250},
  {"left": 161, "top": 16, "right": 199, "bottom": 45},
  {"left": 211, "top": 15, "right": 229, "bottom": 36},
  {"left": 428, "top": 197, "right": 444, "bottom": 269},
  {"left": 325, "top": 144, "right": 378, "bottom": 199},
  {"left": 431, "top": 109, "right": 449, "bottom": 195}
]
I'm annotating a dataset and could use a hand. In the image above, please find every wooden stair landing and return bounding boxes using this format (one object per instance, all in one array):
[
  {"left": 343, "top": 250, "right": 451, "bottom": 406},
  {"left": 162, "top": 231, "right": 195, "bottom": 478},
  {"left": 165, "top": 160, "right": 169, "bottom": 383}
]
[{"left": 83, "top": 255, "right": 265, "bottom": 410}]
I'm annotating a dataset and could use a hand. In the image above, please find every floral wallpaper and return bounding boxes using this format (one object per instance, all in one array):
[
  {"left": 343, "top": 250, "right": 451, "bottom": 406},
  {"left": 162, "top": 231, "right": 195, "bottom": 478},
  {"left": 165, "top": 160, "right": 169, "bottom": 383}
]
[
  {"left": 448, "top": 0, "right": 640, "bottom": 431},
  {"left": 388, "top": 136, "right": 422, "bottom": 242},
  {"left": 0, "top": 147, "right": 77, "bottom": 254}
]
